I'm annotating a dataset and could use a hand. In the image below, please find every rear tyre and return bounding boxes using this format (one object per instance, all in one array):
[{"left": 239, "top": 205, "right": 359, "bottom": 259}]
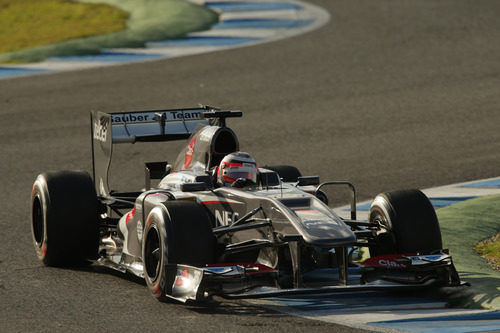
[
  {"left": 265, "top": 165, "right": 302, "bottom": 182},
  {"left": 31, "top": 171, "right": 100, "bottom": 266},
  {"left": 142, "top": 201, "right": 215, "bottom": 301},
  {"left": 368, "top": 189, "right": 442, "bottom": 256}
]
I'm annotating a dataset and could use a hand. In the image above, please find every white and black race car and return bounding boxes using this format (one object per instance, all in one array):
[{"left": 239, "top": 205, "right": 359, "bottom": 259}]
[{"left": 31, "top": 107, "right": 462, "bottom": 302}]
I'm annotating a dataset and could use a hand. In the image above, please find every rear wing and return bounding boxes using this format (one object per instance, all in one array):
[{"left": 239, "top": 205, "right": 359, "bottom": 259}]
[{"left": 91, "top": 108, "right": 210, "bottom": 197}]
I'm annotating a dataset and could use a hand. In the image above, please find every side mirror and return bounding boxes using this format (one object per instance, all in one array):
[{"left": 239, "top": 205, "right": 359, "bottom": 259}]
[
  {"left": 297, "top": 176, "right": 320, "bottom": 186},
  {"left": 180, "top": 182, "right": 208, "bottom": 192}
]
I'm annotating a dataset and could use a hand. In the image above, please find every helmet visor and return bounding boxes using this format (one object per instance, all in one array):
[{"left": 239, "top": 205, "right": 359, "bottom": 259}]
[
  {"left": 224, "top": 166, "right": 257, "bottom": 184},
  {"left": 228, "top": 171, "right": 257, "bottom": 182}
]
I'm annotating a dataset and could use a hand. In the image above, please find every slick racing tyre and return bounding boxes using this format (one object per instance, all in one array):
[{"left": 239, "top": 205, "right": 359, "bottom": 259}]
[
  {"left": 142, "top": 201, "right": 215, "bottom": 301},
  {"left": 265, "top": 165, "right": 302, "bottom": 182},
  {"left": 368, "top": 189, "right": 442, "bottom": 256},
  {"left": 31, "top": 171, "right": 100, "bottom": 266}
]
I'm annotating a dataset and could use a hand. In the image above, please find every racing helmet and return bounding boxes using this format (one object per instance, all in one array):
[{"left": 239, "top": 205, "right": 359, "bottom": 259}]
[{"left": 217, "top": 152, "right": 258, "bottom": 186}]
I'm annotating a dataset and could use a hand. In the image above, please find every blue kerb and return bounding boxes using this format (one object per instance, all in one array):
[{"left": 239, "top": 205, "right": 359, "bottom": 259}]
[
  {"left": 369, "top": 310, "right": 500, "bottom": 333},
  {"left": 148, "top": 36, "right": 261, "bottom": 47},
  {"left": 0, "top": 67, "right": 48, "bottom": 78},
  {"left": 214, "top": 18, "right": 313, "bottom": 29},
  {"left": 342, "top": 202, "right": 371, "bottom": 212},
  {"left": 460, "top": 179, "right": 500, "bottom": 188},
  {"left": 356, "top": 202, "right": 371, "bottom": 211},
  {"left": 377, "top": 311, "right": 500, "bottom": 323},
  {"left": 344, "top": 196, "right": 477, "bottom": 212},
  {"left": 206, "top": 1, "right": 303, "bottom": 12},
  {"left": 50, "top": 52, "right": 165, "bottom": 63},
  {"left": 429, "top": 196, "right": 477, "bottom": 208},
  {"left": 271, "top": 288, "right": 445, "bottom": 313}
]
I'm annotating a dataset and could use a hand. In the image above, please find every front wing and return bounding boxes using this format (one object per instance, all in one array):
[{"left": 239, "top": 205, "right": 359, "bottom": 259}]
[{"left": 162, "top": 254, "right": 463, "bottom": 303}]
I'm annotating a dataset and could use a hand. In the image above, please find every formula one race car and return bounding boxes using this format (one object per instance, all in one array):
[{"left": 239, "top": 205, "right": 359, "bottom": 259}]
[{"left": 30, "top": 107, "right": 461, "bottom": 302}]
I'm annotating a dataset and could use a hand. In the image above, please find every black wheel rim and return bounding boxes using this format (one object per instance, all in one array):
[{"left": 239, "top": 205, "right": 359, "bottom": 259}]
[
  {"left": 32, "top": 196, "right": 44, "bottom": 246},
  {"left": 371, "top": 209, "right": 390, "bottom": 234},
  {"left": 144, "top": 225, "right": 161, "bottom": 281},
  {"left": 370, "top": 209, "right": 397, "bottom": 255}
]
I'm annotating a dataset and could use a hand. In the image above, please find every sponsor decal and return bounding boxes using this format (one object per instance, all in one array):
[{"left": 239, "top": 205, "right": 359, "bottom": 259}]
[
  {"left": 111, "top": 110, "right": 202, "bottom": 124},
  {"left": 418, "top": 255, "right": 445, "bottom": 261},
  {"left": 125, "top": 206, "right": 136, "bottom": 224},
  {"left": 362, "top": 254, "right": 409, "bottom": 269},
  {"left": 377, "top": 259, "right": 407, "bottom": 269},
  {"left": 405, "top": 254, "right": 449, "bottom": 265},
  {"left": 93, "top": 117, "right": 108, "bottom": 142},
  {"left": 183, "top": 136, "right": 197, "bottom": 169},
  {"left": 111, "top": 113, "right": 151, "bottom": 124},
  {"left": 294, "top": 209, "right": 333, "bottom": 230},
  {"left": 205, "top": 266, "right": 235, "bottom": 274},
  {"left": 137, "top": 220, "right": 143, "bottom": 242},
  {"left": 215, "top": 209, "right": 239, "bottom": 226},
  {"left": 169, "top": 110, "right": 201, "bottom": 120}
]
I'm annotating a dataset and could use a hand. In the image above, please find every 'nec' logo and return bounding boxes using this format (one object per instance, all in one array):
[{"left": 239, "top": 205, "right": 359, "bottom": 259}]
[{"left": 215, "top": 210, "right": 239, "bottom": 226}]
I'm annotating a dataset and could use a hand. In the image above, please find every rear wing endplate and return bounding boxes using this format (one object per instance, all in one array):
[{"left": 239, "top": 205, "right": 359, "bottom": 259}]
[{"left": 90, "top": 108, "right": 210, "bottom": 197}]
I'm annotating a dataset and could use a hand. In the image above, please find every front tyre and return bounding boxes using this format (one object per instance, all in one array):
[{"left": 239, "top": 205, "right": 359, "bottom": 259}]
[
  {"left": 31, "top": 171, "right": 100, "bottom": 266},
  {"left": 142, "top": 209, "right": 169, "bottom": 301},
  {"left": 369, "top": 189, "right": 442, "bottom": 256},
  {"left": 142, "top": 201, "right": 215, "bottom": 301}
]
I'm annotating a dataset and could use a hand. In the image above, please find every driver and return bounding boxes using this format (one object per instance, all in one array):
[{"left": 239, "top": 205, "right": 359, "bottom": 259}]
[{"left": 216, "top": 152, "right": 258, "bottom": 187}]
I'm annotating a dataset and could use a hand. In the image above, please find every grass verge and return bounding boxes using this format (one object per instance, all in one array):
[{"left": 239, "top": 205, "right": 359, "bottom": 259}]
[
  {"left": 0, "top": 0, "right": 218, "bottom": 63},
  {"left": 436, "top": 194, "right": 500, "bottom": 309},
  {"left": 475, "top": 233, "right": 500, "bottom": 271},
  {"left": 0, "top": 0, "right": 128, "bottom": 55}
]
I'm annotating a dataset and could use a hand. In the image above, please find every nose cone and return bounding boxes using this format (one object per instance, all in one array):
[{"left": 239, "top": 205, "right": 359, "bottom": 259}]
[{"left": 294, "top": 209, "right": 356, "bottom": 247}]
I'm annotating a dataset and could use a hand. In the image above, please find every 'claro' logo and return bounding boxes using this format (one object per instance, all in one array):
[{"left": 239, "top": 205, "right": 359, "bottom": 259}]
[
  {"left": 93, "top": 117, "right": 108, "bottom": 142},
  {"left": 378, "top": 259, "right": 406, "bottom": 268}
]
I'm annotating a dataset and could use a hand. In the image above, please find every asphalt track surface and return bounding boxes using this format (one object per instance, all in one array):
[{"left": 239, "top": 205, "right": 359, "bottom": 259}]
[{"left": 1, "top": 1, "right": 500, "bottom": 332}]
